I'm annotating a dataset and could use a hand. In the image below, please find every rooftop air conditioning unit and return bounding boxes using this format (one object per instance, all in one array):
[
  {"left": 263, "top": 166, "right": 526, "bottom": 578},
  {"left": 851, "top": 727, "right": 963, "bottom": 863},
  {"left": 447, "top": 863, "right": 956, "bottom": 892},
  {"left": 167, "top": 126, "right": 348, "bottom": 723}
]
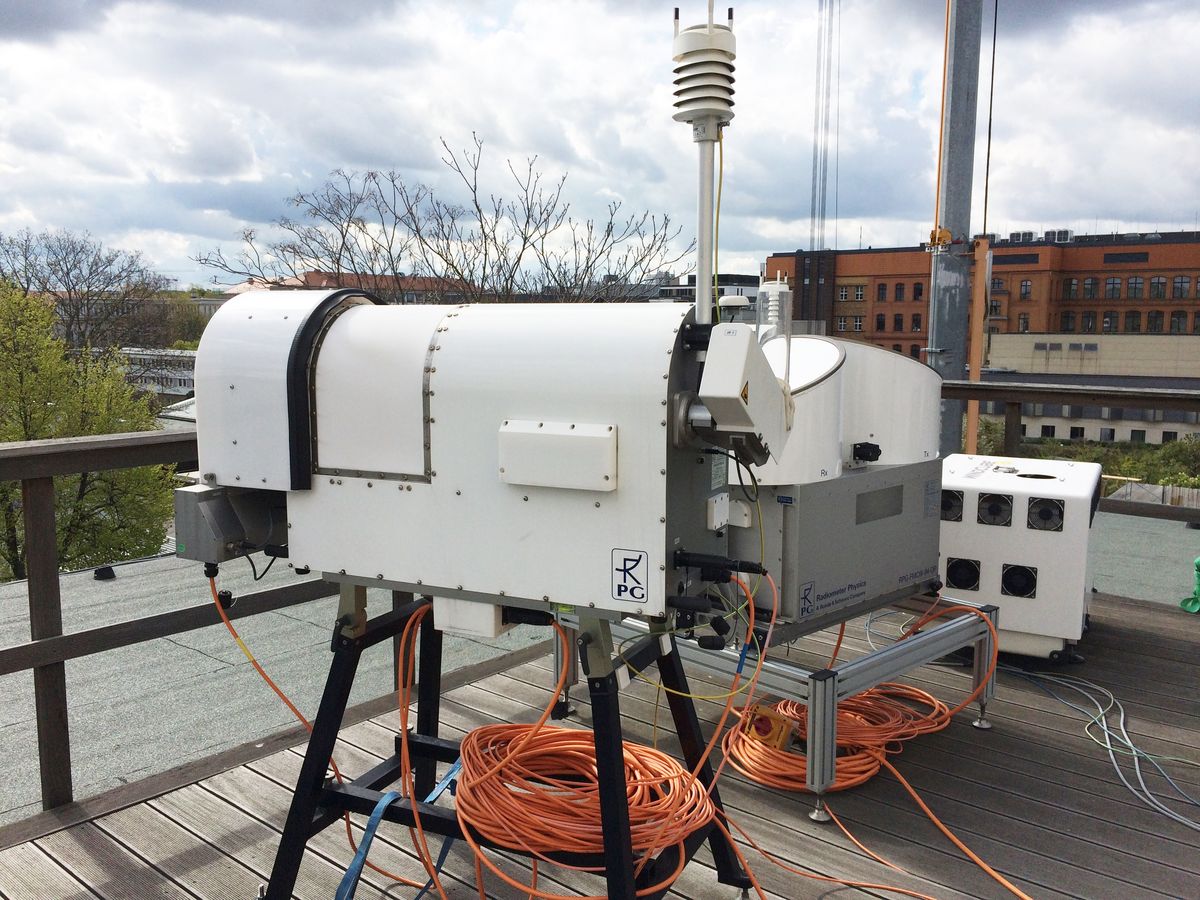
[
  {"left": 1055, "top": 229, "right": 1074, "bottom": 243},
  {"left": 1043, "top": 230, "right": 1056, "bottom": 242},
  {"left": 1019, "top": 231, "right": 1035, "bottom": 243},
  {"left": 939, "top": 454, "right": 1102, "bottom": 659},
  {"left": 1009, "top": 232, "right": 1023, "bottom": 242}
]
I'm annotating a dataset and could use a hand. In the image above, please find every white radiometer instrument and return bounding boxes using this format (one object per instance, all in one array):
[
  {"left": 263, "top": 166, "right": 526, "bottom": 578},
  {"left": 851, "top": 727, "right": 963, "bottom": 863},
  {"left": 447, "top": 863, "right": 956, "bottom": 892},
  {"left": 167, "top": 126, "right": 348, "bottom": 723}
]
[{"left": 176, "top": 289, "right": 792, "bottom": 628}]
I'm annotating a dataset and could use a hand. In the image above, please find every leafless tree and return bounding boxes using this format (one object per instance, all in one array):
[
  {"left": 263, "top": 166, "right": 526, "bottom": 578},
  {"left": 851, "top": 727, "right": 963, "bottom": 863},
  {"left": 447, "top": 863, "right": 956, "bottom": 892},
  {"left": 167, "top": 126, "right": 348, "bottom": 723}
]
[
  {"left": 196, "top": 169, "right": 417, "bottom": 303},
  {"left": 198, "top": 135, "right": 691, "bottom": 303},
  {"left": 0, "top": 229, "right": 173, "bottom": 349}
]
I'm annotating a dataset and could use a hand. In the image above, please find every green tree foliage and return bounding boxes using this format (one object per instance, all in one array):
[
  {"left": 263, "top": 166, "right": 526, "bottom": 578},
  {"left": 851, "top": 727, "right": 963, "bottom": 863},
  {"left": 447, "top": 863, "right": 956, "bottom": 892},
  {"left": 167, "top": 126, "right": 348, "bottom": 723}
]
[
  {"left": 0, "top": 283, "right": 174, "bottom": 580},
  {"left": 974, "top": 415, "right": 1200, "bottom": 494}
]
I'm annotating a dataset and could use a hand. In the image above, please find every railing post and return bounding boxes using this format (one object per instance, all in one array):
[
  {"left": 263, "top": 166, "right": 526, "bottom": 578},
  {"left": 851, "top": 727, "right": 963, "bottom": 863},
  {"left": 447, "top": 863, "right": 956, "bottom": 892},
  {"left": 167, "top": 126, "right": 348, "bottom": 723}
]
[
  {"left": 1003, "top": 401, "right": 1021, "bottom": 456},
  {"left": 22, "top": 476, "right": 74, "bottom": 809}
]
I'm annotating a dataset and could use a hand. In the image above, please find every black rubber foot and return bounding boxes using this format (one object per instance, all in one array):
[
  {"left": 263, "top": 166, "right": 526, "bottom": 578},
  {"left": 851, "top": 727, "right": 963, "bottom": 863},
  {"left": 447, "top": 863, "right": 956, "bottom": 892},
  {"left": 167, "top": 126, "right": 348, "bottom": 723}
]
[{"left": 551, "top": 698, "right": 576, "bottom": 720}]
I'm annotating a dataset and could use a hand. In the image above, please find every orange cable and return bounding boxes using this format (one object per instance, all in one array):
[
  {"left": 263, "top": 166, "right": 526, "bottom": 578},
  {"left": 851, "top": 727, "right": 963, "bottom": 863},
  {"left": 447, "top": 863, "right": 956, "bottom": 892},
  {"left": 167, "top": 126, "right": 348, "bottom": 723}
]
[
  {"left": 208, "top": 577, "right": 425, "bottom": 889},
  {"left": 828, "top": 621, "right": 846, "bottom": 666}
]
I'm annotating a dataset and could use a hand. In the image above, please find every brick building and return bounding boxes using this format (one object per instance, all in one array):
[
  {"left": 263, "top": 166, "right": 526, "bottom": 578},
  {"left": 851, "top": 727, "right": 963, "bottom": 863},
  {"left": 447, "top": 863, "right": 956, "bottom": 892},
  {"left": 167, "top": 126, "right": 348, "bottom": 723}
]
[{"left": 765, "top": 230, "right": 1200, "bottom": 360}]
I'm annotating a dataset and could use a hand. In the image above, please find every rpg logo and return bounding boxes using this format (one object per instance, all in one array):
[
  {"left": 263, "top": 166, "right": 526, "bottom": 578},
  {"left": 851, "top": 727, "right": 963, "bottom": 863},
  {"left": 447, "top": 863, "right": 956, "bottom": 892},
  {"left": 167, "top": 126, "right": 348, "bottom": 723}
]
[
  {"left": 800, "top": 580, "right": 815, "bottom": 615},
  {"left": 611, "top": 548, "right": 648, "bottom": 602}
]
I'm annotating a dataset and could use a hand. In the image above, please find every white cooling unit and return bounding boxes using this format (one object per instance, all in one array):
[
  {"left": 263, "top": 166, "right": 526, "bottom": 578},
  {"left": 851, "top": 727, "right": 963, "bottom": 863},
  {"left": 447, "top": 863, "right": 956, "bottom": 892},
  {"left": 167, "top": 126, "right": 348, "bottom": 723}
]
[{"left": 938, "top": 454, "right": 1103, "bottom": 659}]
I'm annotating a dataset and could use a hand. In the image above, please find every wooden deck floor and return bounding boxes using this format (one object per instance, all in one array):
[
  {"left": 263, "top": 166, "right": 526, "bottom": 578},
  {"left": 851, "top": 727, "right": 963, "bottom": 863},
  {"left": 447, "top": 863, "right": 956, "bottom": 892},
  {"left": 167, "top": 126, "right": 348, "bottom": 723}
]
[{"left": 1, "top": 592, "right": 1197, "bottom": 899}]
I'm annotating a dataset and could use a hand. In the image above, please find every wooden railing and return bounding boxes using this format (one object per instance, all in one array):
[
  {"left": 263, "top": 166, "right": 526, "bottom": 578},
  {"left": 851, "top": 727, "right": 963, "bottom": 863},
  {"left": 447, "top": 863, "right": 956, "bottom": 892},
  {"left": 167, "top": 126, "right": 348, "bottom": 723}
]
[
  {"left": 0, "top": 429, "right": 345, "bottom": 814},
  {"left": 3, "top": 379, "right": 1200, "bottom": 814},
  {"left": 943, "top": 380, "right": 1200, "bottom": 523}
]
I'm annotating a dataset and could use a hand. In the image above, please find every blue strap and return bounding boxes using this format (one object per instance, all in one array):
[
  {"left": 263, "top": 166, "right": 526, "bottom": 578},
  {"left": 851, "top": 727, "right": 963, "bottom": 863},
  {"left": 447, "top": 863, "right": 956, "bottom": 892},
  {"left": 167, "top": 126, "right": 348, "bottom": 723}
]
[
  {"left": 335, "top": 790, "right": 404, "bottom": 900},
  {"left": 412, "top": 760, "right": 463, "bottom": 900},
  {"left": 334, "top": 759, "right": 464, "bottom": 900}
]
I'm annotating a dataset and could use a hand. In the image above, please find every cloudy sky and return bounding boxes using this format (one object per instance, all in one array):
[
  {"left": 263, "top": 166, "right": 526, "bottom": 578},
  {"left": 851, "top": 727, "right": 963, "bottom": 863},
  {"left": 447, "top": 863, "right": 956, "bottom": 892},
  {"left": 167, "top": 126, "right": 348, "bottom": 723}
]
[{"left": 1, "top": 0, "right": 1198, "bottom": 288}]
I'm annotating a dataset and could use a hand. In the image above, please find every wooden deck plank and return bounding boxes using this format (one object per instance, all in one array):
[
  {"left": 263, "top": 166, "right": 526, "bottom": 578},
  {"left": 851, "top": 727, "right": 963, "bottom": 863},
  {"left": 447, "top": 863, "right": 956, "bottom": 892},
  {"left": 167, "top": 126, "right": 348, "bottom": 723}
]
[
  {"left": 2, "top": 591, "right": 1196, "bottom": 899},
  {"left": 489, "top": 656, "right": 1198, "bottom": 900},
  {"left": 0, "top": 841, "right": 96, "bottom": 900},
  {"left": 93, "top": 802, "right": 264, "bottom": 899},
  {"left": 148, "top": 783, "right": 369, "bottom": 900},
  {"left": 37, "top": 822, "right": 197, "bottom": 898}
]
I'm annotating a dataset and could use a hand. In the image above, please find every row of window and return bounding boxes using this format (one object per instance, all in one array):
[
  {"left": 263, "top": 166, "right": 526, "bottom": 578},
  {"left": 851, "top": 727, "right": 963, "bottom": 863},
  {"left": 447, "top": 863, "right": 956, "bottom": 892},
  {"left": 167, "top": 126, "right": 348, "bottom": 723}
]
[
  {"left": 837, "top": 283, "right": 927, "bottom": 302},
  {"left": 836, "top": 313, "right": 923, "bottom": 333},
  {"left": 1024, "top": 425, "right": 1193, "bottom": 444},
  {"left": 983, "top": 401, "right": 1200, "bottom": 425},
  {"left": 1058, "top": 309, "right": 1200, "bottom": 334},
  {"left": 992, "top": 278, "right": 1033, "bottom": 300},
  {"left": 1062, "top": 275, "right": 1196, "bottom": 300},
  {"left": 890, "top": 344, "right": 923, "bottom": 359}
]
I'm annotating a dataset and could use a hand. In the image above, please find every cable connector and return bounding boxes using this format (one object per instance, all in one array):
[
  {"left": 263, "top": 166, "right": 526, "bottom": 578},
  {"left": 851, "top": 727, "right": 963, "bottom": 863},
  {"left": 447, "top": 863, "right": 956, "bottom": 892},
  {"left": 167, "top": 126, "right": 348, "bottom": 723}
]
[
  {"left": 673, "top": 550, "right": 766, "bottom": 576},
  {"left": 203, "top": 562, "right": 219, "bottom": 579}
]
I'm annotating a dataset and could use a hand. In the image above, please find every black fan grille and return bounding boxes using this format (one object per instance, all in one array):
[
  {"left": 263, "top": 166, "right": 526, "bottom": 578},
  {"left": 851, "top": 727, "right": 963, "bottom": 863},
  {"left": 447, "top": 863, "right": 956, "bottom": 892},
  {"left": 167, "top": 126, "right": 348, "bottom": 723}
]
[
  {"left": 941, "top": 490, "right": 964, "bottom": 522},
  {"left": 977, "top": 493, "right": 1013, "bottom": 527},
  {"left": 945, "top": 557, "right": 980, "bottom": 591},
  {"left": 1001, "top": 564, "right": 1038, "bottom": 598},
  {"left": 1027, "top": 497, "right": 1065, "bottom": 531}
]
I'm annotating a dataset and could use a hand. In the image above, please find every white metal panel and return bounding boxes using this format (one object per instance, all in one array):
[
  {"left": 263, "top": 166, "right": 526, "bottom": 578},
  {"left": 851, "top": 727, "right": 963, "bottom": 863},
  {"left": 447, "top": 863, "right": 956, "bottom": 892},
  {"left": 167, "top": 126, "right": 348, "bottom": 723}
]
[
  {"left": 752, "top": 336, "right": 844, "bottom": 485},
  {"left": 498, "top": 420, "right": 618, "bottom": 491},
  {"left": 313, "top": 304, "right": 448, "bottom": 478},
  {"left": 939, "top": 453, "right": 1102, "bottom": 653},
  {"left": 194, "top": 290, "right": 343, "bottom": 489},
  {"left": 836, "top": 340, "right": 941, "bottom": 466},
  {"left": 288, "top": 302, "right": 691, "bottom": 616}
]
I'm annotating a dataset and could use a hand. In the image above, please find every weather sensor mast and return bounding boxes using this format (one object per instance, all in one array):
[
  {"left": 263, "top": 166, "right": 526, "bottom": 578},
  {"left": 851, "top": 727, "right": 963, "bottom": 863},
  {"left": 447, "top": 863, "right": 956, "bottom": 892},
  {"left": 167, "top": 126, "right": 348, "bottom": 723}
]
[{"left": 673, "top": 3, "right": 735, "bottom": 325}]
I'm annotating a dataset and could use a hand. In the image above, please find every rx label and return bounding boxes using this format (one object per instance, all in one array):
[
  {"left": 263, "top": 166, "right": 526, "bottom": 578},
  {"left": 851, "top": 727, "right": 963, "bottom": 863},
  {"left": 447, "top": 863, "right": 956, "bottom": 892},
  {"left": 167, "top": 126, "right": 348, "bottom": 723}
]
[{"left": 612, "top": 548, "right": 648, "bottom": 602}]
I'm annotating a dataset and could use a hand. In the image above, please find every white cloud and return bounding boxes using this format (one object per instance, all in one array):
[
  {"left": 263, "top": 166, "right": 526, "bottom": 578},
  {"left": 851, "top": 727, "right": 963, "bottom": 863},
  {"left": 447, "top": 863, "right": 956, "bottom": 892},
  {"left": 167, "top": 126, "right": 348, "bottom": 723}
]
[{"left": 0, "top": 0, "right": 1197, "bottom": 285}]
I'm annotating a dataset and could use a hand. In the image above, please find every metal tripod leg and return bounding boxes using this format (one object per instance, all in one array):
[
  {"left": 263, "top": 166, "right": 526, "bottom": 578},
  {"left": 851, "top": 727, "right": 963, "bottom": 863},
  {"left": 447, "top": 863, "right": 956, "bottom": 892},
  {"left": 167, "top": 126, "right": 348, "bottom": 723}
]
[
  {"left": 414, "top": 606, "right": 443, "bottom": 798},
  {"left": 264, "top": 619, "right": 366, "bottom": 899},
  {"left": 656, "top": 633, "right": 751, "bottom": 889},
  {"left": 587, "top": 669, "right": 638, "bottom": 900}
]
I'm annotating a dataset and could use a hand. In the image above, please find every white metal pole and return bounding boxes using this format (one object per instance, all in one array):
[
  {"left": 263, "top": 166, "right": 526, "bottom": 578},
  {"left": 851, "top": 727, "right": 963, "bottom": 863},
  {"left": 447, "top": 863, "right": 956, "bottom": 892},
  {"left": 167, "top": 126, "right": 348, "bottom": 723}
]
[{"left": 696, "top": 132, "right": 715, "bottom": 324}]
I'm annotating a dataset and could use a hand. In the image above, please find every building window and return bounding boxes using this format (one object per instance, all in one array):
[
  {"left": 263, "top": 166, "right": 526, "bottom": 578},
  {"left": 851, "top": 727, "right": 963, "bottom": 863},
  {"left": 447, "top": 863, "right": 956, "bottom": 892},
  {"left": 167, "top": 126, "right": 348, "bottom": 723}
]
[
  {"left": 1173, "top": 275, "right": 1190, "bottom": 299},
  {"left": 892, "top": 344, "right": 902, "bottom": 353},
  {"left": 855, "top": 285, "right": 864, "bottom": 301},
  {"left": 1020, "top": 424, "right": 1027, "bottom": 437},
  {"left": 1063, "top": 278, "right": 1078, "bottom": 299},
  {"left": 1105, "top": 277, "right": 1120, "bottom": 299},
  {"left": 838, "top": 286, "right": 849, "bottom": 301},
  {"left": 895, "top": 283, "right": 905, "bottom": 302},
  {"left": 1194, "top": 311, "right": 1200, "bottom": 334},
  {"left": 989, "top": 299, "right": 1002, "bottom": 316},
  {"left": 1102, "top": 310, "right": 1118, "bottom": 333},
  {"left": 1070, "top": 426, "right": 1085, "bottom": 440},
  {"left": 1099, "top": 427, "right": 1115, "bottom": 442},
  {"left": 909, "top": 344, "right": 921, "bottom": 359},
  {"left": 1017, "top": 313, "right": 1029, "bottom": 332},
  {"left": 911, "top": 313, "right": 922, "bottom": 332},
  {"left": 1127, "top": 276, "right": 1143, "bottom": 299},
  {"left": 1163, "top": 431, "right": 1178, "bottom": 443},
  {"left": 1125, "top": 311, "right": 1141, "bottom": 332},
  {"left": 1081, "top": 310, "right": 1096, "bottom": 333},
  {"left": 836, "top": 316, "right": 847, "bottom": 332},
  {"left": 853, "top": 316, "right": 864, "bottom": 332},
  {"left": 1041, "top": 425, "right": 1056, "bottom": 439},
  {"left": 1170, "top": 310, "right": 1187, "bottom": 333},
  {"left": 875, "top": 313, "right": 886, "bottom": 331},
  {"left": 913, "top": 282, "right": 924, "bottom": 302},
  {"left": 877, "top": 283, "right": 887, "bottom": 302},
  {"left": 1083, "top": 277, "right": 1098, "bottom": 299},
  {"left": 1148, "top": 310, "right": 1164, "bottom": 332},
  {"left": 894, "top": 313, "right": 903, "bottom": 331},
  {"left": 1130, "top": 429, "right": 1146, "bottom": 443},
  {"left": 991, "top": 277, "right": 1004, "bottom": 292},
  {"left": 1020, "top": 280, "right": 1032, "bottom": 300},
  {"left": 1060, "top": 311, "right": 1076, "bottom": 332},
  {"left": 1150, "top": 276, "right": 1167, "bottom": 299}
]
